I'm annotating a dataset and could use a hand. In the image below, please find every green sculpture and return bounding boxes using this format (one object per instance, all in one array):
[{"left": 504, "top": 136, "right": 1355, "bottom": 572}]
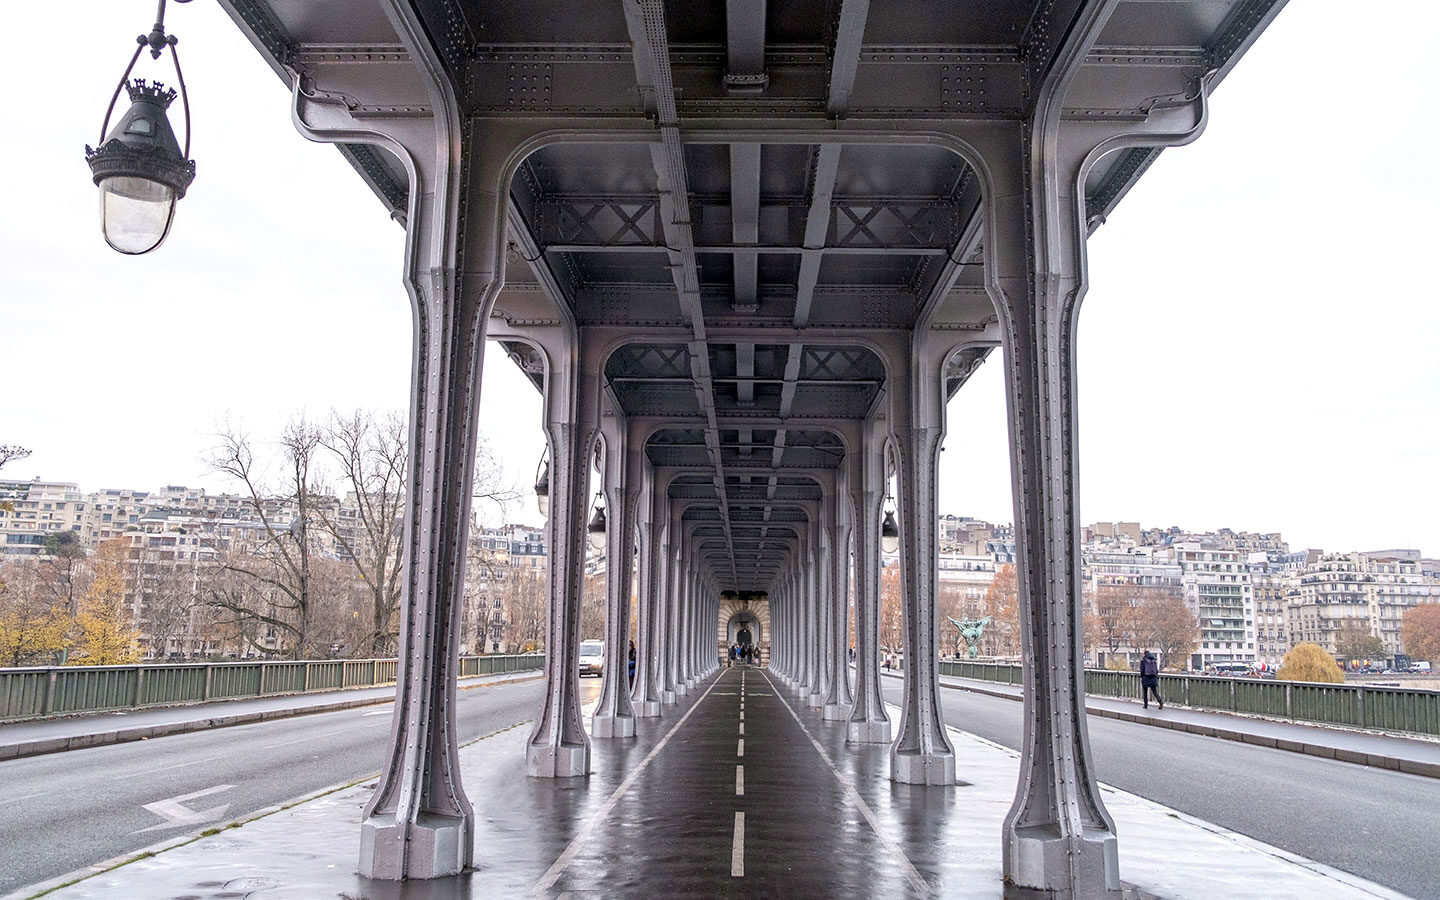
[{"left": 947, "top": 615, "right": 992, "bottom": 658}]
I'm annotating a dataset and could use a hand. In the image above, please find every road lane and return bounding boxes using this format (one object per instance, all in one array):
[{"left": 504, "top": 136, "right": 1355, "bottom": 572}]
[
  {"left": 883, "top": 680, "right": 1440, "bottom": 899},
  {"left": 0, "top": 677, "right": 601, "bottom": 897}
]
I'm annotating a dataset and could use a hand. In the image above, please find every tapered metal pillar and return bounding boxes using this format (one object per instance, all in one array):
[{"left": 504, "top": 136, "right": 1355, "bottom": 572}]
[
  {"left": 804, "top": 527, "right": 823, "bottom": 707},
  {"left": 888, "top": 340, "right": 955, "bottom": 786},
  {"left": 526, "top": 361, "right": 597, "bottom": 776},
  {"left": 847, "top": 423, "right": 891, "bottom": 743},
  {"left": 808, "top": 514, "right": 829, "bottom": 708},
  {"left": 660, "top": 514, "right": 680, "bottom": 703},
  {"left": 821, "top": 512, "right": 854, "bottom": 721},
  {"left": 286, "top": 21, "right": 498, "bottom": 875},
  {"left": 593, "top": 422, "right": 638, "bottom": 738},
  {"left": 669, "top": 528, "right": 688, "bottom": 698},
  {"left": 631, "top": 470, "right": 661, "bottom": 717}
]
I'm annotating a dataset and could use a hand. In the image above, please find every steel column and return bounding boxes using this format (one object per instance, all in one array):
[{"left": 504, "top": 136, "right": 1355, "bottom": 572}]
[{"left": 847, "top": 421, "right": 891, "bottom": 742}]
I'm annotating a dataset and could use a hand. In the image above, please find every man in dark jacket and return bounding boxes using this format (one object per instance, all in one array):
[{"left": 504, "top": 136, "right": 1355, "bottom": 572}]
[{"left": 1139, "top": 650, "right": 1164, "bottom": 709}]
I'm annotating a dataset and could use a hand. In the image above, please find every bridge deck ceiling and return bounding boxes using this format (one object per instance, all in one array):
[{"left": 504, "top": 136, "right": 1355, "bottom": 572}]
[{"left": 516, "top": 141, "right": 976, "bottom": 334}]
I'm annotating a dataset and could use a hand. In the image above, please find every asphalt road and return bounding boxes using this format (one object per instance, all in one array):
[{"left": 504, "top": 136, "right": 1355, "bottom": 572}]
[
  {"left": 0, "top": 677, "right": 600, "bottom": 897},
  {"left": 883, "top": 681, "right": 1440, "bottom": 900}
]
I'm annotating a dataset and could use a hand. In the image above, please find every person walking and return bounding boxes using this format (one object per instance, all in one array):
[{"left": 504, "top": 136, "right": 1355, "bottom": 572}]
[
  {"left": 1139, "top": 650, "right": 1164, "bottom": 709},
  {"left": 728, "top": 644, "right": 736, "bottom": 668}
]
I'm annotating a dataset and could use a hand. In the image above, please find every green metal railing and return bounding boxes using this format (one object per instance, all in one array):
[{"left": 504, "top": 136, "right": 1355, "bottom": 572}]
[
  {"left": 938, "top": 660, "right": 1440, "bottom": 737},
  {"left": 0, "top": 654, "right": 541, "bottom": 722}
]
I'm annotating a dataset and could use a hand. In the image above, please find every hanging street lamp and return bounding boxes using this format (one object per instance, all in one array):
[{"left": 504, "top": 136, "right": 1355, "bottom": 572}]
[
  {"left": 587, "top": 500, "right": 608, "bottom": 552},
  {"left": 85, "top": 0, "right": 196, "bottom": 254},
  {"left": 880, "top": 509, "right": 900, "bottom": 555},
  {"left": 534, "top": 454, "right": 550, "bottom": 518}
]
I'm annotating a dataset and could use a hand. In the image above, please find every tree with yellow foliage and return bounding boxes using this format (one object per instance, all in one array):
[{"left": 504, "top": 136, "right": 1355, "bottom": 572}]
[
  {"left": 0, "top": 560, "right": 72, "bottom": 666},
  {"left": 983, "top": 563, "right": 1020, "bottom": 657},
  {"left": 70, "top": 539, "right": 140, "bottom": 666},
  {"left": 1277, "top": 642, "right": 1344, "bottom": 684}
]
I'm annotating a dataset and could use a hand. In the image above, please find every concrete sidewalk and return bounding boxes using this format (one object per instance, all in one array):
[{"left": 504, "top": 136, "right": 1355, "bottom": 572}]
[
  {"left": 912, "top": 670, "right": 1440, "bottom": 779},
  {"left": 0, "top": 670, "right": 542, "bottom": 761},
  {"left": 13, "top": 667, "right": 1410, "bottom": 900}
]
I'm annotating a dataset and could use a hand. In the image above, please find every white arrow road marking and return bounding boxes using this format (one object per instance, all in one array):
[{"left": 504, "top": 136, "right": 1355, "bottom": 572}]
[{"left": 134, "top": 784, "right": 235, "bottom": 834}]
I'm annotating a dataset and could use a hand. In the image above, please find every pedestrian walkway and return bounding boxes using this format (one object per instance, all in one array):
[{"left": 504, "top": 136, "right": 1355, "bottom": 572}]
[
  {"left": 923, "top": 671, "right": 1440, "bottom": 779},
  {"left": 20, "top": 667, "right": 1408, "bottom": 900},
  {"left": 0, "top": 670, "right": 541, "bottom": 761}
]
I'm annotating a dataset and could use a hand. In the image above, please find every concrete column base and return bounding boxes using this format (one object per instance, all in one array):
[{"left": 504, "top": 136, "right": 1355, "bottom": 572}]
[
  {"left": 591, "top": 713, "right": 636, "bottom": 738},
  {"left": 358, "top": 813, "right": 468, "bottom": 880},
  {"left": 891, "top": 749, "right": 955, "bottom": 785},
  {"left": 526, "top": 743, "right": 590, "bottom": 778},
  {"left": 633, "top": 699, "right": 661, "bottom": 717},
  {"left": 674, "top": 682, "right": 689, "bottom": 697},
  {"left": 821, "top": 703, "right": 849, "bottom": 721},
  {"left": 1005, "top": 825, "right": 1120, "bottom": 898},
  {"left": 846, "top": 718, "right": 892, "bottom": 744},
  {"left": 806, "top": 692, "right": 824, "bottom": 709},
  {"left": 661, "top": 689, "right": 677, "bottom": 704}
]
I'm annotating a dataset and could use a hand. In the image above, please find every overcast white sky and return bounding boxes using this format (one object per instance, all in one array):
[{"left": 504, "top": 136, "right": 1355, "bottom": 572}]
[{"left": 2, "top": 2, "right": 1436, "bottom": 556}]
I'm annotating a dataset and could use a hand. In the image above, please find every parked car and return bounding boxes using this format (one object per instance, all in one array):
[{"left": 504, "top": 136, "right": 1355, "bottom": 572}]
[
  {"left": 578, "top": 639, "right": 604, "bottom": 677},
  {"left": 1410, "top": 661, "right": 1432, "bottom": 673}
]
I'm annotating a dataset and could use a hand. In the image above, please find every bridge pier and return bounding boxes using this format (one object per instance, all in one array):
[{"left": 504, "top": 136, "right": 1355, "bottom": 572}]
[{"left": 847, "top": 423, "right": 892, "bottom": 744}]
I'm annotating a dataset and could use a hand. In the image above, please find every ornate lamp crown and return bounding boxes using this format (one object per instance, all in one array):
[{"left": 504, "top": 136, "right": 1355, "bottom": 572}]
[{"left": 126, "top": 79, "right": 179, "bottom": 107}]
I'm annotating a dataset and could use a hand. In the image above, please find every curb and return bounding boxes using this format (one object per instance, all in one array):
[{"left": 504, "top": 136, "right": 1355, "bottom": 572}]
[
  {"left": 888, "top": 672, "right": 1440, "bottom": 781},
  {"left": 0, "top": 672, "right": 542, "bottom": 762}
]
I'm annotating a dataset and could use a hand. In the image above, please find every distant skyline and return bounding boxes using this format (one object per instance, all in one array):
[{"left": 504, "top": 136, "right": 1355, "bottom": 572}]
[{"left": 2, "top": 1, "right": 1436, "bottom": 558}]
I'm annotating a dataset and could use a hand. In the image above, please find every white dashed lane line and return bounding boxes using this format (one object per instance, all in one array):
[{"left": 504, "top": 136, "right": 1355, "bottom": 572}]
[{"left": 731, "top": 811, "right": 745, "bottom": 877}]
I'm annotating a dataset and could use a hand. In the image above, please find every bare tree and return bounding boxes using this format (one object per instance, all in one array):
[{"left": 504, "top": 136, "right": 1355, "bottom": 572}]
[
  {"left": 316, "top": 410, "right": 407, "bottom": 655},
  {"left": 1132, "top": 586, "right": 1196, "bottom": 671},
  {"left": 504, "top": 569, "right": 548, "bottom": 653},
  {"left": 1091, "top": 583, "right": 1143, "bottom": 663},
  {"left": 205, "top": 418, "right": 329, "bottom": 659},
  {"left": 131, "top": 546, "right": 205, "bottom": 658},
  {"left": 879, "top": 563, "right": 903, "bottom": 654},
  {"left": 40, "top": 531, "right": 91, "bottom": 617},
  {"left": 0, "top": 445, "right": 32, "bottom": 472}
]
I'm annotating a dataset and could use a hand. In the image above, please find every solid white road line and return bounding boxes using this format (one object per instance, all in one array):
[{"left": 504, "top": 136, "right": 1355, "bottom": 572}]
[
  {"left": 731, "top": 811, "right": 745, "bottom": 877},
  {"left": 736, "top": 764, "right": 745, "bottom": 796},
  {"left": 760, "top": 670, "right": 931, "bottom": 895},
  {"left": 532, "top": 675, "right": 724, "bottom": 893}
]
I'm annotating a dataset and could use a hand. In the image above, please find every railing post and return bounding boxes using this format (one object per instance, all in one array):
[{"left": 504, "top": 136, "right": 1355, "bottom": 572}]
[
  {"left": 134, "top": 667, "right": 146, "bottom": 708},
  {"left": 203, "top": 664, "right": 213, "bottom": 701},
  {"left": 303, "top": 662, "right": 311, "bottom": 694},
  {"left": 1285, "top": 682, "right": 1292, "bottom": 720},
  {"left": 42, "top": 669, "right": 57, "bottom": 716}
]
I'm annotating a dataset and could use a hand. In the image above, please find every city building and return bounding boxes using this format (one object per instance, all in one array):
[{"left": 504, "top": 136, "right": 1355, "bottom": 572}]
[
  {"left": 0, "top": 480, "right": 86, "bottom": 556},
  {"left": 1175, "top": 542, "right": 1256, "bottom": 670},
  {"left": 1285, "top": 552, "right": 1440, "bottom": 661}
]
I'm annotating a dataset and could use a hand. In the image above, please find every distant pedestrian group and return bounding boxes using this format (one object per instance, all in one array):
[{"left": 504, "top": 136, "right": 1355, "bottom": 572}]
[{"left": 729, "top": 643, "right": 760, "bottom": 666}]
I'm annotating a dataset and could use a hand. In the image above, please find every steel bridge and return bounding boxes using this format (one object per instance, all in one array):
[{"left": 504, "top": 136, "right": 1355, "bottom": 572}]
[{"left": 214, "top": 0, "right": 1287, "bottom": 894}]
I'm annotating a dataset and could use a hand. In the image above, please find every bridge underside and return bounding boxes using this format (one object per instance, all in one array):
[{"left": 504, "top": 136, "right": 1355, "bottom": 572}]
[{"left": 216, "top": 0, "right": 1287, "bottom": 894}]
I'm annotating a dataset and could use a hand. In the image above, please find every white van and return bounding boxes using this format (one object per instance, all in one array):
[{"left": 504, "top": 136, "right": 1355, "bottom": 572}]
[
  {"left": 1410, "top": 661, "right": 1432, "bottom": 673},
  {"left": 579, "top": 640, "right": 604, "bottom": 677}
]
